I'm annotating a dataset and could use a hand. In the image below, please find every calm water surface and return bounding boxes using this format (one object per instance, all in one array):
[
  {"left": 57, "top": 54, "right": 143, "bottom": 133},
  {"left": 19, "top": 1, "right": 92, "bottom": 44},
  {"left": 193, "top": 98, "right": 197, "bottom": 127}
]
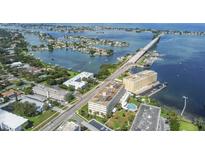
[{"left": 2, "top": 23, "right": 205, "bottom": 118}]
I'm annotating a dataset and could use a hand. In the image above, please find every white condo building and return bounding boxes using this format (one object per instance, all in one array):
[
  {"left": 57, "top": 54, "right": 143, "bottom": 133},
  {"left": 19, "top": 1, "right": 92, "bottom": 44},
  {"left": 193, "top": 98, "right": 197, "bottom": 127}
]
[
  {"left": 88, "top": 82, "right": 125, "bottom": 117},
  {"left": 63, "top": 72, "right": 94, "bottom": 89}
]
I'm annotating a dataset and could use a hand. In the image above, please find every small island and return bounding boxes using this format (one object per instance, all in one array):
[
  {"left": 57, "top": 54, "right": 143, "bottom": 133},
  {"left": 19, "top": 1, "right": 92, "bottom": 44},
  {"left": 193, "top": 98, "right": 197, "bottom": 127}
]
[{"left": 29, "top": 32, "right": 129, "bottom": 56}]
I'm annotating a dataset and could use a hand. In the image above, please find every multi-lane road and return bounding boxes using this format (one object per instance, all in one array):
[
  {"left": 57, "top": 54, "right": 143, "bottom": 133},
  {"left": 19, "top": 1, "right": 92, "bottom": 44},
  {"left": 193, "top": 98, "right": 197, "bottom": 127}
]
[{"left": 40, "top": 35, "right": 162, "bottom": 131}]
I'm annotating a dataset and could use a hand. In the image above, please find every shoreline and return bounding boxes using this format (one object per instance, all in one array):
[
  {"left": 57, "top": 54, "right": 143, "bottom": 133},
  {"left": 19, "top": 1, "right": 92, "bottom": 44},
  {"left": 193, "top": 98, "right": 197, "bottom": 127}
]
[
  {"left": 30, "top": 47, "right": 205, "bottom": 122},
  {"left": 160, "top": 103, "right": 202, "bottom": 122}
]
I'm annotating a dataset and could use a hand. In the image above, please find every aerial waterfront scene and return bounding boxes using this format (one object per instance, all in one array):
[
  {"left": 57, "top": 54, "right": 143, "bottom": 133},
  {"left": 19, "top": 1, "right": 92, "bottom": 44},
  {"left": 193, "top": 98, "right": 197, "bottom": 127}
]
[{"left": 1, "top": 23, "right": 205, "bottom": 131}]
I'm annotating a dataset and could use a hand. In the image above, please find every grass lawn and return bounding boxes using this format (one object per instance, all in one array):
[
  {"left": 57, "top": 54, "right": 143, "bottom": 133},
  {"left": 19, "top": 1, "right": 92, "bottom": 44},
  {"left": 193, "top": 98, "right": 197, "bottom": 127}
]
[
  {"left": 25, "top": 110, "right": 58, "bottom": 130},
  {"left": 106, "top": 110, "right": 135, "bottom": 131},
  {"left": 161, "top": 106, "right": 198, "bottom": 131},
  {"left": 160, "top": 106, "right": 171, "bottom": 119},
  {"left": 127, "top": 96, "right": 141, "bottom": 106},
  {"left": 118, "top": 71, "right": 129, "bottom": 80},
  {"left": 78, "top": 82, "right": 99, "bottom": 94},
  {"left": 179, "top": 119, "right": 198, "bottom": 131},
  {"left": 68, "top": 70, "right": 79, "bottom": 78}
]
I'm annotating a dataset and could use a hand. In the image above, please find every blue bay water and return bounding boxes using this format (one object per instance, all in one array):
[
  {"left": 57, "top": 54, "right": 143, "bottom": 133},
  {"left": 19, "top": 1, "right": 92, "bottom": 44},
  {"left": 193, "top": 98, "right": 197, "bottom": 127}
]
[
  {"left": 152, "top": 34, "right": 205, "bottom": 118},
  {"left": 7, "top": 23, "right": 205, "bottom": 118},
  {"left": 32, "top": 30, "right": 153, "bottom": 73}
]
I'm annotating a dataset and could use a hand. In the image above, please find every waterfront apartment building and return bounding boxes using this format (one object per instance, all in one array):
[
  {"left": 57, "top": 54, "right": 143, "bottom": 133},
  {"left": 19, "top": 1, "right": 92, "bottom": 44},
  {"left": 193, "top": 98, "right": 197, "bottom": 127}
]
[
  {"left": 123, "top": 70, "right": 158, "bottom": 95},
  {"left": 88, "top": 82, "right": 125, "bottom": 117},
  {"left": 32, "top": 84, "right": 68, "bottom": 104}
]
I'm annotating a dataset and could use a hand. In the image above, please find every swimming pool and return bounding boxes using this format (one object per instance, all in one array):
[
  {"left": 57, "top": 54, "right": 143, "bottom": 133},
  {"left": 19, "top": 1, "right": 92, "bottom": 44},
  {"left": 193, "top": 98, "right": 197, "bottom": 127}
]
[{"left": 125, "top": 103, "right": 137, "bottom": 112}]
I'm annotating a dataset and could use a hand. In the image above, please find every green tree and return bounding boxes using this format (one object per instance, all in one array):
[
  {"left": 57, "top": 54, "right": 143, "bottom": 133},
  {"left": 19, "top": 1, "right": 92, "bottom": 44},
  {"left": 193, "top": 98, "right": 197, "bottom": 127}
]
[
  {"left": 68, "top": 85, "right": 75, "bottom": 92},
  {"left": 13, "top": 101, "right": 37, "bottom": 117},
  {"left": 89, "top": 50, "right": 96, "bottom": 55},
  {"left": 47, "top": 78, "right": 56, "bottom": 85},
  {"left": 194, "top": 117, "right": 205, "bottom": 130},
  {"left": 16, "top": 80, "right": 24, "bottom": 86},
  {"left": 23, "top": 86, "right": 33, "bottom": 95},
  {"left": 107, "top": 49, "right": 113, "bottom": 55},
  {"left": 43, "top": 103, "right": 50, "bottom": 110},
  {"left": 49, "top": 100, "right": 60, "bottom": 107},
  {"left": 168, "top": 112, "right": 180, "bottom": 131},
  {"left": 65, "top": 92, "right": 75, "bottom": 102},
  {"left": 3, "top": 96, "right": 9, "bottom": 103},
  {"left": 47, "top": 44, "right": 54, "bottom": 51}
]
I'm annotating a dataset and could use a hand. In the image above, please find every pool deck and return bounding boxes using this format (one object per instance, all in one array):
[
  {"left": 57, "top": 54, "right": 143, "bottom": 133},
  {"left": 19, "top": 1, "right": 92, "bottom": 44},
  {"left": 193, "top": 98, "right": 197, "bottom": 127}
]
[{"left": 125, "top": 103, "right": 137, "bottom": 112}]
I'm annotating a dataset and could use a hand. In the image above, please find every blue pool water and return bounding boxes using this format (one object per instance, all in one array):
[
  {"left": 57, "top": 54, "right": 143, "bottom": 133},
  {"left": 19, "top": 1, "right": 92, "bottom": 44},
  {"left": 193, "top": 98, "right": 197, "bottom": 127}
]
[{"left": 126, "top": 103, "right": 137, "bottom": 111}]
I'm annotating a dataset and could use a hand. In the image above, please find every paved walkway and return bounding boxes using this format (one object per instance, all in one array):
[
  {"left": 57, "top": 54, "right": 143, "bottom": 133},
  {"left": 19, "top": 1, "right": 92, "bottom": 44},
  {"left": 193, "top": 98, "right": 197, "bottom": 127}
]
[{"left": 52, "top": 107, "right": 64, "bottom": 113}]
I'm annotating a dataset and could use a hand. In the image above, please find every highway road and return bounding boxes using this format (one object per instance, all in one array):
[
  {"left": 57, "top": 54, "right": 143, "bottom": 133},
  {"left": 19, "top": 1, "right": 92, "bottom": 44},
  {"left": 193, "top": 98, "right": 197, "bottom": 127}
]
[{"left": 40, "top": 35, "right": 161, "bottom": 131}]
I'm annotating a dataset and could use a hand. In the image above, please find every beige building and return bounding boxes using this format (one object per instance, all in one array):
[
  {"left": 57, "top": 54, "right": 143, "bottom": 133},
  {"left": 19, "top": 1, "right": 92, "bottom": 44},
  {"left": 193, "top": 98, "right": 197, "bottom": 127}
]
[
  {"left": 88, "top": 82, "right": 125, "bottom": 117},
  {"left": 123, "top": 70, "right": 158, "bottom": 95}
]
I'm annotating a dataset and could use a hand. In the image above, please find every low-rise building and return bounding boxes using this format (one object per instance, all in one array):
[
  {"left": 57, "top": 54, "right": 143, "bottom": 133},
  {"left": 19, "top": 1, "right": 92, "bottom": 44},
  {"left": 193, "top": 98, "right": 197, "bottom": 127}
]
[
  {"left": 0, "top": 109, "right": 28, "bottom": 131},
  {"left": 130, "top": 104, "right": 161, "bottom": 131},
  {"left": 57, "top": 121, "right": 80, "bottom": 131},
  {"left": 123, "top": 70, "right": 158, "bottom": 95},
  {"left": 19, "top": 95, "right": 45, "bottom": 112},
  {"left": 88, "top": 81, "right": 125, "bottom": 117},
  {"left": 23, "top": 64, "right": 43, "bottom": 75},
  {"left": 32, "top": 84, "right": 68, "bottom": 104},
  {"left": 1, "top": 89, "right": 21, "bottom": 99},
  {"left": 10, "top": 62, "right": 23, "bottom": 68},
  {"left": 63, "top": 72, "right": 94, "bottom": 89},
  {"left": 89, "top": 119, "right": 112, "bottom": 131}
]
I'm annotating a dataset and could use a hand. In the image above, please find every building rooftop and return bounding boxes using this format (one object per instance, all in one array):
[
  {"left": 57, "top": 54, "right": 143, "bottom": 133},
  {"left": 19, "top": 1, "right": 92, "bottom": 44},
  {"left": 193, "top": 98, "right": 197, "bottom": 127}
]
[
  {"left": 23, "top": 64, "right": 42, "bottom": 74},
  {"left": 0, "top": 109, "right": 28, "bottom": 130},
  {"left": 20, "top": 95, "right": 44, "bottom": 108},
  {"left": 33, "top": 84, "right": 68, "bottom": 96},
  {"left": 1, "top": 89, "right": 21, "bottom": 98},
  {"left": 90, "top": 82, "right": 122, "bottom": 106},
  {"left": 131, "top": 104, "right": 161, "bottom": 131},
  {"left": 63, "top": 71, "right": 94, "bottom": 89},
  {"left": 25, "top": 94, "right": 47, "bottom": 102},
  {"left": 125, "top": 70, "right": 157, "bottom": 81},
  {"left": 10, "top": 62, "right": 23, "bottom": 67},
  {"left": 89, "top": 119, "right": 112, "bottom": 131}
]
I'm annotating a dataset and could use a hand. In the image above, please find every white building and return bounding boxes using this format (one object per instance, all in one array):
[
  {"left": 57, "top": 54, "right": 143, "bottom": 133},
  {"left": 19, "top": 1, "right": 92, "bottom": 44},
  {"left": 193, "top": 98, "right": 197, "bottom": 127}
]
[
  {"left": 119, "top": 90, "right": 131, "bottom": 107},
  {"left": 88, "top": 82, "right": 125, "bottom": 117},
  {"left": 10, "top": 62, "right": 23, "bottom": 68},
  {"left": 0, "top": 109, "right": 28, "bottom": 131},
  {"left": 32, "top": 84, "right": 68, "bottom": 104},
  {"left": 63, "top": 72, "right": 94, "bottom": 90}
]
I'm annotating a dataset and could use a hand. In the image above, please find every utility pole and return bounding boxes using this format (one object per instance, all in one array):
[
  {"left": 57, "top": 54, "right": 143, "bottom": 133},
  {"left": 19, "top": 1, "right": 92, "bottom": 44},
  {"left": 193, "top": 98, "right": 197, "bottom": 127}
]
[{"left": 181, "top": 96, "right": 188, "bottom": 116}]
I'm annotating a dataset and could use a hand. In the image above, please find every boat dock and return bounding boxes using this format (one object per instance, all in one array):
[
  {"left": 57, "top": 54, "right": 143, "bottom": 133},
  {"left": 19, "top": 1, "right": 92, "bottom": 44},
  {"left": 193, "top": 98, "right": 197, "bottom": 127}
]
[{"left": 139, "top": 83, "right": 167, "bottom": 97}]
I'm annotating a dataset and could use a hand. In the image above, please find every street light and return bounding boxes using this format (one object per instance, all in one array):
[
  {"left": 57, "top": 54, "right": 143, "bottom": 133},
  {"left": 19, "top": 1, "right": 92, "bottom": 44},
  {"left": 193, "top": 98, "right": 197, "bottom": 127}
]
[{"left": 181, "top": 96, "right": 188, "bottom": 116}]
